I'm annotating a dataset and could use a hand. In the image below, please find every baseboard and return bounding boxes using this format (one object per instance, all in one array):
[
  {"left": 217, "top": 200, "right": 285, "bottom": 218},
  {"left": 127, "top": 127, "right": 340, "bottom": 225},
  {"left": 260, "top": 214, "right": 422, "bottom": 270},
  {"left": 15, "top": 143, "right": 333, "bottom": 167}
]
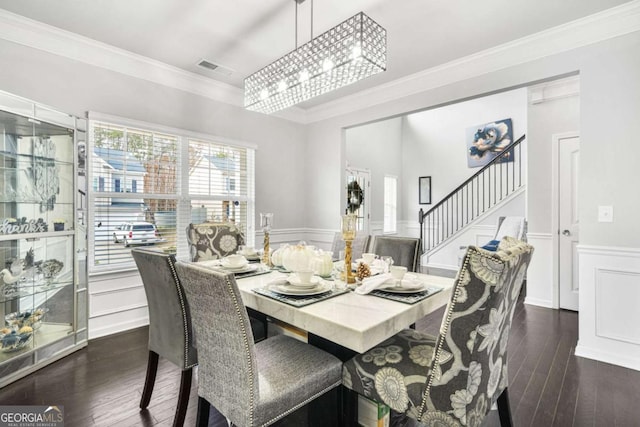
[
  {"left": 575, "top": 343, "right": 640, "bottom": 372},
  {"left": 524, "top": 296, "right": 554, "bottom": 308},
  {"left": 89, "top": 314, "right": 149, "bottom": 339}
]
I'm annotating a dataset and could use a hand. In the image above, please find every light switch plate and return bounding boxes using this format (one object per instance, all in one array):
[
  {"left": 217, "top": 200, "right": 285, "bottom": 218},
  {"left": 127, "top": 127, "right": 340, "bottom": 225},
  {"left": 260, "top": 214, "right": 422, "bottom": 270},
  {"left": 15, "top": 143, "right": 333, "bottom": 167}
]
[{"left": 598, "top": 205, "right": 614, "bottom": 222}]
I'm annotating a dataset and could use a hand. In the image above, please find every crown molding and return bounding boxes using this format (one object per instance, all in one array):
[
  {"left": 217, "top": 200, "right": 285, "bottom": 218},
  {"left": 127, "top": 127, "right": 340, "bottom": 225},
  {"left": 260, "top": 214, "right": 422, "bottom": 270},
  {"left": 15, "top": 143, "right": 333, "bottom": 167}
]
[
  {"left": 528, "top": 75, "right": 580, "bottom": 104},
  {"left": 1, "top": 2, "right": 639, "bottom": 125},
  {"left": 302, "top": 0, "right": 640, "bottom": 123}
]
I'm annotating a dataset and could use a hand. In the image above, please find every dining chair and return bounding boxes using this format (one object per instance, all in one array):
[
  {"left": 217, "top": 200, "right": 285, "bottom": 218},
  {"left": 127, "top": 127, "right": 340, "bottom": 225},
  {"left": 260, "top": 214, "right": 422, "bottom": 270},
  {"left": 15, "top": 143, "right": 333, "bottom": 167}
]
[
  {"left": 185, "top": 222, "right": 245, "bottom": 261},
  {"left": 185, "top": 221, "right": 267, "bottom": 341},
  {"left": 331, "top": 231, "right": 370, "bottom": 261},
  {"left": 342, "top": 237, "right": 534, "bottom": 427},
  {"left": 174, "top": 261, "right": 343, "bottom": 427},
  {"left": 369, "top": 236, "right": 421, "bottom": 272},
  {"left": 131, "top": 248, "right": 197, "bottom": 427}
]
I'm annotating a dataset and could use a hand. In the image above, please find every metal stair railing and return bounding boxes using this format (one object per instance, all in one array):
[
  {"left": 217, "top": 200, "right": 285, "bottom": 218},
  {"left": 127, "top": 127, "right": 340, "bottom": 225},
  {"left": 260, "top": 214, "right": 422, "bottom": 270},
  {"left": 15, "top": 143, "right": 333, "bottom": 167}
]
[{"left": 419, "top": 134, "right": 526, "bottom": 253}]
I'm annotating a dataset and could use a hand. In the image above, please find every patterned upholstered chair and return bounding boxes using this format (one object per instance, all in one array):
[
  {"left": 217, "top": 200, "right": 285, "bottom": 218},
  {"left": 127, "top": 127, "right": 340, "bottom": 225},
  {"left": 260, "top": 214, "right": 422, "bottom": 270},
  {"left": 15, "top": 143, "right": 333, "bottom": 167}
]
[
  {"left": 185, "top": 222, "right": 267, "bottom": 341},
  {"left": 343, "top": 237, "right": 534, "bottom": 427},
  {"left": 185, "top": 222, "right": 245, "bottom": 262},
  {"left": 174, "top": 261, "right": 343, "bottom": 427},
  {"left": 331, "top": 232, "right": 370, "bottom": 261},
  {"left": 370, "top": 236, "right": 421, "bottom": 272},
  {"left": 131, "top": 248, "right": 197, "bottom": 427}
]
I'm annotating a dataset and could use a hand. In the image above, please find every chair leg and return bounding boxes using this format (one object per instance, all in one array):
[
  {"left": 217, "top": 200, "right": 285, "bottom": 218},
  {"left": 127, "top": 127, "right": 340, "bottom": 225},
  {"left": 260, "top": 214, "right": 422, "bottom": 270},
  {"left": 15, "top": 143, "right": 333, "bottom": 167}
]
[
  {"left": 341, "top": 387, "right": 358, "bottom": 427},
  {"left": 173, "top": 368, "right": 192, "bottom": 427},
  {"left": 140, "top": 351, "right": 159, "bottom": 409},
  {"left": 497, "top": 387, "right": 514, "bottom": 427},
  {"left": 196, "top": 396, "right": 211, "bottom": 427}
]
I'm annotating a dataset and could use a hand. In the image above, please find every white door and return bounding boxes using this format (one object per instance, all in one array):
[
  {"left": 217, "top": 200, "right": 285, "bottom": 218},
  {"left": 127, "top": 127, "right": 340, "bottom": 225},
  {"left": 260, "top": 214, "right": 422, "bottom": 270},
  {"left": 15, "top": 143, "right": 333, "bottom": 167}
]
[
  {"left": 558, "top": 136, "right": 580, "bottom": 311},
  {"left": 346, "top": 168, "right": 370, "bottom": 234}
]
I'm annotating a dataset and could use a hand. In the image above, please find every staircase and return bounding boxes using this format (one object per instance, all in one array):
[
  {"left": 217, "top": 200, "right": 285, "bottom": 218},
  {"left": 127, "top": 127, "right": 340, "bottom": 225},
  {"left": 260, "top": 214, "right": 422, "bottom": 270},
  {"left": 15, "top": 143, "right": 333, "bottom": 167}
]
[{"left": 419, "top": 134, "right": 526, "bottom": 254}]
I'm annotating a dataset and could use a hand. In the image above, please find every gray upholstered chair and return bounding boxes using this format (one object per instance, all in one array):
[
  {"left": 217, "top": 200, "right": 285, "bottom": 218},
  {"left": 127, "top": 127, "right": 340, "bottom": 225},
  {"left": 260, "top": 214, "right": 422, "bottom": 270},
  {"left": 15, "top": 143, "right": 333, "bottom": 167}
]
[
  {"left": 343, "top": 237, "right": 534, "bottom": 427},
  {"left": 131, "top": 248, "right": 197, "bottom": 427},
  {"left": 370, "top": 236, "right": 421, "bottom": 272},
  {"left": 331, "top": 232, "right": 371, "bottom": 261},
  {"left": 185, "top": 222, "right": 245, "bottom": 261},
  {"left": 174, "top": 261, "right": 343, "bottom": 427}
]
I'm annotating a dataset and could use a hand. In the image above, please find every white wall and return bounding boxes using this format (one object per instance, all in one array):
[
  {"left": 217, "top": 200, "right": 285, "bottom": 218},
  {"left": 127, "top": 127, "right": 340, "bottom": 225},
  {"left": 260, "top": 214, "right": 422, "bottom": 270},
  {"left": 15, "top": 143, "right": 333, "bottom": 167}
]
[
  {"left": 345, "top": 117, "right": 403, "bottom": 225},
  {"left": 401, "top": 89, "right": 527, "bottom": 219}
]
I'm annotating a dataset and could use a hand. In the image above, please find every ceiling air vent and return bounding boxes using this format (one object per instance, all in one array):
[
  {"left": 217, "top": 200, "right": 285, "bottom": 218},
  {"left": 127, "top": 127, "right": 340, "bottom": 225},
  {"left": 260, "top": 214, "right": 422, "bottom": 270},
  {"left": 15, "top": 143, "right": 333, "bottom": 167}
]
[{"left": 197, "top": 59, "right": 234, "bottom": 76}]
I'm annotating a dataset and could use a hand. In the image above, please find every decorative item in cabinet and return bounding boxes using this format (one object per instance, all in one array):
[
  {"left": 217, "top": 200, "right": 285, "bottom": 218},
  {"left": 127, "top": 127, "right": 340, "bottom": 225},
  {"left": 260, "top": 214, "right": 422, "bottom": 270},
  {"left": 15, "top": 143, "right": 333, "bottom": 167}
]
[{"left": 0, "top": 89, "right": 87, "bottom": 387}]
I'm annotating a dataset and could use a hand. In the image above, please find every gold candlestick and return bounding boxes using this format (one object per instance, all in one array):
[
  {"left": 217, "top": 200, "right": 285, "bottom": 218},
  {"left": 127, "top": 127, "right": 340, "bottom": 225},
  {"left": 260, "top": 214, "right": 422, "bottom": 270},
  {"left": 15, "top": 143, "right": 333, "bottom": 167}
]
[
  {"left": 262, "top": 231, "right": 271, "bottom": 266},
  {"left": 341, "top": 213, "right": 357, "bottom": 284}
]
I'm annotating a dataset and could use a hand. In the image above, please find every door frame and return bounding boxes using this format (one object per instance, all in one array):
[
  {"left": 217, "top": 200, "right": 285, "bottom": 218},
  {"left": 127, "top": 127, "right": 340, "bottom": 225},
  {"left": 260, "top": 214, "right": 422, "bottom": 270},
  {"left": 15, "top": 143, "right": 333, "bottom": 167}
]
[{"left": 551, "top": 131, "right": 579, "bottom": 309}]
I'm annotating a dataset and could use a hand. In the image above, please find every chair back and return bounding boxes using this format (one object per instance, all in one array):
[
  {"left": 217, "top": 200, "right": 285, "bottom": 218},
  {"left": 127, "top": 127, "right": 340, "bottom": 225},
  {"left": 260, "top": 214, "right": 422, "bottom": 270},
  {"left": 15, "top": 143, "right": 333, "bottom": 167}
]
[
  {"left": 417, "top": 237, "right": 533, "bottom": 424},
  {"left": 494, "top": 216, "right": 527, "bottom": 241},
  {"left": 370, "top": 236, "right": 421, "bottom": 272},
  {"left": 185, "top": 222, "right": 245, "bottom": 262},
  {"left": 331, "top": 232, "right": 370, "bottom": 261},
  {"left": 174, "top": 261, "right": 258, "bottom": 426},
  {"left": 131, "top": 248, "right": 197, "bottom": 369}
]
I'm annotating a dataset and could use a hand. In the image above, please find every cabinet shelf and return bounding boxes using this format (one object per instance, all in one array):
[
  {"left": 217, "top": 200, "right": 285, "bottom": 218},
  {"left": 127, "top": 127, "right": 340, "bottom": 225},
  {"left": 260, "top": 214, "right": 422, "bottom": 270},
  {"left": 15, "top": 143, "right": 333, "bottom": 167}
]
[
  {"left": 0, "top": 150, "right": 74, "bottom": 166},
  {"left": 1, "top": 280, "right": 73, "bottom": 304},
  {"left": 0, "top": 323, "right": 74, "bottom": 363}
]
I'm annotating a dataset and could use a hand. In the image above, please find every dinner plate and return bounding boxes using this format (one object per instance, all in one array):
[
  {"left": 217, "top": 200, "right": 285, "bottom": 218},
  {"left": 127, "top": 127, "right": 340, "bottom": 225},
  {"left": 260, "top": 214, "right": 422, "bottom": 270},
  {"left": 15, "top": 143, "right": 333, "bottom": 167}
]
[
  {"left": 270, "top": 282, "right": 333, "bottom": 296},
  {"left": 287, "top": 275, "right": 321, "bottom": 289},
  {"left": 221, "top": 264, "right": 258, "bottom": 274},
  {"left": 379, "top": 283, "right": 427, "bottom": 294}
]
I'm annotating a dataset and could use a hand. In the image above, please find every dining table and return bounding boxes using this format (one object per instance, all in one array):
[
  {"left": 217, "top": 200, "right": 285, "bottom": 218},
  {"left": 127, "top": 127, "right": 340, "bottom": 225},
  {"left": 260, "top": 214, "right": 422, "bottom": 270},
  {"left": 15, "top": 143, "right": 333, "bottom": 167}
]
[{"left": 232, "top": 268, "right": 455, "bottom": 357}]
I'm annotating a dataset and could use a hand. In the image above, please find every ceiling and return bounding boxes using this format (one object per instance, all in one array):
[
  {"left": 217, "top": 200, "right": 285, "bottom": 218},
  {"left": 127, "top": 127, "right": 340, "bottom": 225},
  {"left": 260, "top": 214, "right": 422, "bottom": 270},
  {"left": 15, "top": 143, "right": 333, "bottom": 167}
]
[{"left": 0, "top": 0, "right": 631, "bottom": 110}]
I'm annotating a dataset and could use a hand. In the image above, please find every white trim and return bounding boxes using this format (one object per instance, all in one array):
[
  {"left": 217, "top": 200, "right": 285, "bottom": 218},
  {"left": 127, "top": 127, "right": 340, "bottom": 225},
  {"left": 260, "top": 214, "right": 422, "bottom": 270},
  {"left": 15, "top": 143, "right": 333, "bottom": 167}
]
[
  {"left": 524, "top": 296, "right": 554, "bottom": 309},
  {"left": 90, "top": 302, "right": 148, "bottom": 318},
  {"left": 303, "top": 1, "right": 640, "bottom": 123},
  {"left": 526, "top": 232, "right": 553, "bottom": 240},
  {"left": 423, "top": 261, "right": 458, "bottom": 271},
  {"left": 89, "top": 314, "right": 149, "bottom": 340},
  {"left": 1, "top": 3, "right": 639, "bottom": 124},
  {"left": 577, "top": 245, "right": 640, "bottom": 256},
  {"left": 575, "top": 344, "right": 640, "bottom": 372},
  {"left": 529, "top": 76, "right": 580, "bottom": 104}
]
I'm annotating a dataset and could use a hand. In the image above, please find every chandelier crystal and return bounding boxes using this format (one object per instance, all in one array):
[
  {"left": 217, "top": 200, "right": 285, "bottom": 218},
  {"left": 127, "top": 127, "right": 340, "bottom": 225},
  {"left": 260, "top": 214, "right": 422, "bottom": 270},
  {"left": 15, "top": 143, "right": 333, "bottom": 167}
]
[{"left": 244, "top": 12, "right": 386, "bottom": 114}]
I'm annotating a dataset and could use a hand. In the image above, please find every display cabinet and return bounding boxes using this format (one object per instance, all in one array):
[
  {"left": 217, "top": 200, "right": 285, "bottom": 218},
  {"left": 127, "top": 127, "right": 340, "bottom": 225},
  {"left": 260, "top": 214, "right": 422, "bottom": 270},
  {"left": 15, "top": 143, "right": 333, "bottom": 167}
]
[{"left": 0, "top": 90, "right": 87, "bottom": 387}]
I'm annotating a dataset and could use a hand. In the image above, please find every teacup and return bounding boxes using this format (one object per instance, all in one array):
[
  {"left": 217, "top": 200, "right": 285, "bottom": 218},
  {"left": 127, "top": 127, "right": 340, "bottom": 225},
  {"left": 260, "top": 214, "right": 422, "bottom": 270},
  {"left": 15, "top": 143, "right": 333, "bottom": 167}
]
[
  {"left": 240, "top": 245, "right": 257, "bottom": 256},
  {"left": 362, "top": 253, "right": 376, "bottom": 264},
  {"left": 390, "top": 266, "right": 408, "bottom": 282},
  {"left": 224, "top": 254, "right": 248, "bottom": 268},
  {"left": 295, "top": 270, "right": 314, "bottom": 285}
]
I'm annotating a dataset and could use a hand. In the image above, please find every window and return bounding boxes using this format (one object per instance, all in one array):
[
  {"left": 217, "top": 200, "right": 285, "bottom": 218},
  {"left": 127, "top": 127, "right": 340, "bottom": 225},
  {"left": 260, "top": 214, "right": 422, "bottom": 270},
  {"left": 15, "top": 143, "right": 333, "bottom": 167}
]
[
  {"left": 383, "top": 175, "right": 397, "bottom": 234},
  {"left": 88, "top": 118, "right": 255, "bottom": 272}
]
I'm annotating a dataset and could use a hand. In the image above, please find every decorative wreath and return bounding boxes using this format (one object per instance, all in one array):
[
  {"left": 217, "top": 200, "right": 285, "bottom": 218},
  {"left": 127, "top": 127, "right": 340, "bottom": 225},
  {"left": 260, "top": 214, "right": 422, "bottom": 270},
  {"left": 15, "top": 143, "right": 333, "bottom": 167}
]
[{"left": 347, "top": 181, "right": 364, "bottom": 213}]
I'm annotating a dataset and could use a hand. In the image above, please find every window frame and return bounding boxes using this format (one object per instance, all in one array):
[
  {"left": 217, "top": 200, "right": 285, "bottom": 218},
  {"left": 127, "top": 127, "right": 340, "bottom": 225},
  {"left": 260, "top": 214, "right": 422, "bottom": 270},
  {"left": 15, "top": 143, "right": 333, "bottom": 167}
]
[{"left": 87, "top": 112, "right": 256, "bottom": 274}]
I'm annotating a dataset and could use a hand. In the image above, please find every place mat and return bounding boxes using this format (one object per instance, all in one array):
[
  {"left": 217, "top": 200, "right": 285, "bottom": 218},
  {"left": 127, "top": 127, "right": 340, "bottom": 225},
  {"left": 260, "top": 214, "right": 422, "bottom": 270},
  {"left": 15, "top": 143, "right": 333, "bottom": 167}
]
[
  {"left": 253, "top": 285, "right": 349, "bottom": 307},
  {"left": 233, "top": 268, "right": 272, "bottom": 279},
  {"left": 368, "top": 285, "right": 444, "bottom": 304},
  {"left": 195, "top": 261, "right": 272, "bottom": 280}
]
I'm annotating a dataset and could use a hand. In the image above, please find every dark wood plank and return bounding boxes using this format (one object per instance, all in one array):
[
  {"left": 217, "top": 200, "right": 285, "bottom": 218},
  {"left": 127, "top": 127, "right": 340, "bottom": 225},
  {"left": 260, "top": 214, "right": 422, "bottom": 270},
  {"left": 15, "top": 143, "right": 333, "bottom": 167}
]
[{"left": 1, "top": 299, "right": 639, "bottom": 427}]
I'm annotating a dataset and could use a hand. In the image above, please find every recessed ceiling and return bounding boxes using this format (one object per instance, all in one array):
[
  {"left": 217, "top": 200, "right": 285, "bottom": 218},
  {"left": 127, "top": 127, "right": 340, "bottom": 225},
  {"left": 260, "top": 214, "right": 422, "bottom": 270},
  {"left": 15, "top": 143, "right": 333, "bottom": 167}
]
[{"left": 0, "top": 0, "right": 631, "bottom": 110}]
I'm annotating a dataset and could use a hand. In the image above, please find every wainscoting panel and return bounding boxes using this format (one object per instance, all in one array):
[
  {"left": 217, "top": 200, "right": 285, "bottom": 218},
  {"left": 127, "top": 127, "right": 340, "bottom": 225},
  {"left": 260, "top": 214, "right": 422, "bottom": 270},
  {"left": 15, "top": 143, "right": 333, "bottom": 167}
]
[
  {"left": 595, "top": 268, "right": 640, "bottom": 345},
  {"left": 525, "top": 233, "right": 554, "bottom": 308},
  {"left": 576, "top": 245, "right": 640, "bottom": 371}
]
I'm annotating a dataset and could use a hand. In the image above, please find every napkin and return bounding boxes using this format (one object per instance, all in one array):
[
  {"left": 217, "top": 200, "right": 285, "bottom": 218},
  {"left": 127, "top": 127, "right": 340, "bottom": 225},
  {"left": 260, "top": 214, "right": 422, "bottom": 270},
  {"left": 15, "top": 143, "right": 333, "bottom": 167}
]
[{"left": 355, "top": 273, "right": 393, "bottom": 294}]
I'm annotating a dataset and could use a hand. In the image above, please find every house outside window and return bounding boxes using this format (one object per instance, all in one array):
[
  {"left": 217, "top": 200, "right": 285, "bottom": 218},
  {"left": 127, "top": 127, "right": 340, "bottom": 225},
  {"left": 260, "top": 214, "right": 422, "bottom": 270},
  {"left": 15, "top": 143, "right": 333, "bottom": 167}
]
[{"left": 88, "top": 117, "right": 255, "bottom": 272}]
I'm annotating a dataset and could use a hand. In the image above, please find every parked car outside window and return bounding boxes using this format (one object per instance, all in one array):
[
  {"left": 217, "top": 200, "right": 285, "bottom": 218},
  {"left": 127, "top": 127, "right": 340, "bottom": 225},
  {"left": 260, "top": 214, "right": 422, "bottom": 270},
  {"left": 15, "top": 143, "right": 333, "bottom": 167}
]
[{"left": 113, "top": 222, "right": 165, "bottom": 247}]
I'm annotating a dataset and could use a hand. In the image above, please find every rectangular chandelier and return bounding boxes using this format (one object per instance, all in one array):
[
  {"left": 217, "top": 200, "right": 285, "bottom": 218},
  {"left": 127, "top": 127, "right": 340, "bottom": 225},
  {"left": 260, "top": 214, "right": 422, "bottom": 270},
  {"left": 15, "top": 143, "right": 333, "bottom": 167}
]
[{"left": 244, "top": 12, "right": 386, "bottom": 114}]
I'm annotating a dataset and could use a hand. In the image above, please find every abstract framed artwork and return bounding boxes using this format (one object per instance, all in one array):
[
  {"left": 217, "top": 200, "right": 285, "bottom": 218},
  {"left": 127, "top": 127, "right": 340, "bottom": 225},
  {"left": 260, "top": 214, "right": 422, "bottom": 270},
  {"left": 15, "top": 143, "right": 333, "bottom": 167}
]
[
  {"left": 419, "top": 176, "right": 431, "bottom": 205},
  {"left": 466, "top": 118, "right": 513, "bottom": 168}
]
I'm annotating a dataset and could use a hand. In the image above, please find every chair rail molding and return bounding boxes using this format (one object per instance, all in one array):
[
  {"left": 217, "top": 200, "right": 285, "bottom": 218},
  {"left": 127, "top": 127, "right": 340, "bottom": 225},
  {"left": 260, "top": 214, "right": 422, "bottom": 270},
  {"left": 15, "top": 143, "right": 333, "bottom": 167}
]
[{"left": 576, "top": 244, "right": 640, "bottom": 372}]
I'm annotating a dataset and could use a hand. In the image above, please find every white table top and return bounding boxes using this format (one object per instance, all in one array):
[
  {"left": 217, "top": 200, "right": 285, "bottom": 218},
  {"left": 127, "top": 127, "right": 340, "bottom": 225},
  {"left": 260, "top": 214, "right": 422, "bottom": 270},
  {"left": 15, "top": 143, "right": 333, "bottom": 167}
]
[{"left": 235, "top": 271, "right": 454, "bottom": 353}]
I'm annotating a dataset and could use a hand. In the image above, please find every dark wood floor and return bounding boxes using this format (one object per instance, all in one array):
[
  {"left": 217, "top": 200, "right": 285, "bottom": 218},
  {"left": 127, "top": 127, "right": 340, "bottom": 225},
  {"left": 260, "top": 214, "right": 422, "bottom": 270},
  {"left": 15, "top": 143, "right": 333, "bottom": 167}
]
[{"left": 1, "top": 297, "right": 639, "bottom": 427}]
